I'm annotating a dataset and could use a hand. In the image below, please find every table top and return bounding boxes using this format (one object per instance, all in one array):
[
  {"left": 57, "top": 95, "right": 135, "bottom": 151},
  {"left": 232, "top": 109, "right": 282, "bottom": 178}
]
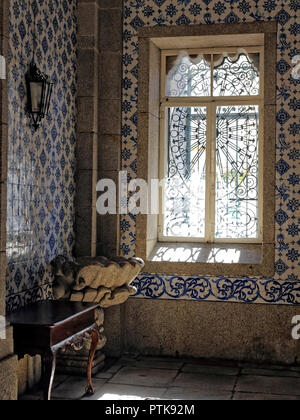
[{"left": 7, "top": 301, "right": 99, "bottom": 328}]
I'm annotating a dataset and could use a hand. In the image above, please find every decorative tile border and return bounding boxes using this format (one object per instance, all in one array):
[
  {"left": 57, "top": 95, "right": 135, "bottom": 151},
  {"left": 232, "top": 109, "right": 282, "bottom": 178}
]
[
  {"left": 132, "top": 274, "right": 300, "bottom": 305},
  {"left": 122, "top": 0, "right": 300, "bottom": 304},
  {"left": 6, "top": 284, "right": 53, "bottom": 314}
]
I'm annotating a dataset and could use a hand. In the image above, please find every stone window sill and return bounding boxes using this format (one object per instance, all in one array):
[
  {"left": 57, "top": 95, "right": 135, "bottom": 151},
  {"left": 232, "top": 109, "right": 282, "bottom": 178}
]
[{"left": 143, "top": 242, "right": 274, "bottom": 277}]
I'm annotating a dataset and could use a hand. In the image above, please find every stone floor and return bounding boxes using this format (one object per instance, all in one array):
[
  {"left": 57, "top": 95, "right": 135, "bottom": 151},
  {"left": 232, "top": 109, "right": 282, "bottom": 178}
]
[{"left": 20, "top": 355, "right": 300, "bottom": 400}]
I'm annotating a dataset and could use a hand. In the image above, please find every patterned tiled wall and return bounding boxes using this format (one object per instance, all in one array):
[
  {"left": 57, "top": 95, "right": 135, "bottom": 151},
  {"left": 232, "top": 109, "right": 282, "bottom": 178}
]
[
  {"left": 6, "top": 0, "right": 77, "bottom": 312},
  {"left": 122, "top": 0, "right": 300, "bottom": 304}
]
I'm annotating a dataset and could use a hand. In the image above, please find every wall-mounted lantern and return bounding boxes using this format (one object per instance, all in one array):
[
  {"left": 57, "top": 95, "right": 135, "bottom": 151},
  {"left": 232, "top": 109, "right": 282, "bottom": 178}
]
[{"left": 25, "top": 61, "right": 53, "bottom": 131}]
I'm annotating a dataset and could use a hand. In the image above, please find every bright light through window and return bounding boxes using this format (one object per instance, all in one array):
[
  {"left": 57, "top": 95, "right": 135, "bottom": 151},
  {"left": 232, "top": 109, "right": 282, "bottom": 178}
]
[{"left": 160, "top": 47, "right": 262, "bottom": 243}]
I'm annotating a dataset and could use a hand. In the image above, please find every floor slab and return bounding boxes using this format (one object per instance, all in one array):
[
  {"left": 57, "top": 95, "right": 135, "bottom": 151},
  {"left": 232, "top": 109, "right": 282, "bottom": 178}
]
[
  {"left": 241, "top": 368, "right": 299, "bottom": 378},
  {"left": 182, "top": 364, "right": 239, "bottom": 376},
  {"left": 173, "top": 372, "right": 236, "bottom": 391},
  {"left": 51, "top": 376, "right": 106, "bottom": 400},
  {"left": 82, "top": 383, "right": 166, "bottom": 400},
  {"left": 130, "top": 359, "right": 184, "bottom": 370},
  {"left": 109, "top": 367, "right": 178, "bottom": 388},
  {"left": 53, "top": 374, "right": 70, "bottom": 388},
  {"left": 163, "top": 387, "right": 232, "bottom": 400},
  {"left": 19, "top": 356, "right": 300, "bottom": 401},
  {"left": 233, "top": 392, "right": 300, "bottom": 401},
  {"left": 236, "top": 375, "right": 300, "bottom": 396}
]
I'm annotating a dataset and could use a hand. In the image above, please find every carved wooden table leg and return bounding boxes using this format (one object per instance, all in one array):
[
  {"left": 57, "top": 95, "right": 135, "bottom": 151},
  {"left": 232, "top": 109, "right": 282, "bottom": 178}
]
[
  {"left": 42, "top": 351, "right": 57, "bottom": 401},
  {"left": 85, "top": 328, "right": 99, "bottom": 396}
]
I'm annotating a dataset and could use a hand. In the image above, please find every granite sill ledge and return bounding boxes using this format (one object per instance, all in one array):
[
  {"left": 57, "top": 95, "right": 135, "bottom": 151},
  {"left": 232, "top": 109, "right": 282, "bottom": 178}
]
[{"left": 142, "top": 242, "right": 274, "bottom": 277}]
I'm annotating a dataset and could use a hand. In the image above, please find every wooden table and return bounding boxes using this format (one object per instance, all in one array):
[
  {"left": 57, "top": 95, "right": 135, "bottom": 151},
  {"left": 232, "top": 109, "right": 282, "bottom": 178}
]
[{"left": 8, "top": 301, "right": 100, "bottom": 400}]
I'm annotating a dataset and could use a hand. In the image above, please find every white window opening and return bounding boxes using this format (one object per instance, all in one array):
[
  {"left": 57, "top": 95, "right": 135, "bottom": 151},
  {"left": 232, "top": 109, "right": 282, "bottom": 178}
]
[{"left": 159, "top": 47, "right": 264, "bottom": 244}]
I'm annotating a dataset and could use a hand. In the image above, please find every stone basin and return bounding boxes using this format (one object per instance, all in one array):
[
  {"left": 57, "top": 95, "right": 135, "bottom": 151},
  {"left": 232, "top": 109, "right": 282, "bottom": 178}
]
[{"left": 51, "top": 255, "right": 144, "bottom": 307}]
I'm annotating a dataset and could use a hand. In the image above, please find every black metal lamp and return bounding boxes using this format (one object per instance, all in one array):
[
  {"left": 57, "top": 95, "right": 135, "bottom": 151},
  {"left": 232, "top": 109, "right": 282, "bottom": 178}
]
[{"left": 25, "top": 61, "right": 53, "bottom": 131}]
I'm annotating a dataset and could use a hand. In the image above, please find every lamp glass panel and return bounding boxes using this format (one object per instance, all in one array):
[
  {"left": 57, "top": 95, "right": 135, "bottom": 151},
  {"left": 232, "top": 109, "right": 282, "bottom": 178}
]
[
  {"left": 43, "top": 83, "right": 52, "bottom": 115},
  {"left": 30, "top": 82, "right": 43, "bottom": 113}
]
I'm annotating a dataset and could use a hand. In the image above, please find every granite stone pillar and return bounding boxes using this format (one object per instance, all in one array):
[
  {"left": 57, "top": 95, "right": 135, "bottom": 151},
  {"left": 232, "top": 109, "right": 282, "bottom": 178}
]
[
  {"left": 97, "top": 0, "right": 122, "bottom": 257},
  {"left": 75, "top": 0, "right": 101, "bottom": 258}
]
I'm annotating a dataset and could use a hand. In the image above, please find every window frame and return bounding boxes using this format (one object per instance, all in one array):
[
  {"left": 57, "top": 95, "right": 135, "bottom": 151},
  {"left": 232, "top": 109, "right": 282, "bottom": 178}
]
[
  {"left": 136, "top": 22, "right": 277, "bottom": 277},
  {"left": 158, "top": 46, "right": 265, "bottom": 244}
]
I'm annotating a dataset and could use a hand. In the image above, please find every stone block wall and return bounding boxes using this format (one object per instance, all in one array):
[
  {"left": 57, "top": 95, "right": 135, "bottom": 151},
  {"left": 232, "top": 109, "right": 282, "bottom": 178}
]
[
  {"left": 97, "top": 0, "right": 122, "bottom": 257},
  {"left": 102, "top": 0, "right": 300, "bottom": 364},
  {"left": 75, "top": 0, "right": 100, "bottom": 258}
]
